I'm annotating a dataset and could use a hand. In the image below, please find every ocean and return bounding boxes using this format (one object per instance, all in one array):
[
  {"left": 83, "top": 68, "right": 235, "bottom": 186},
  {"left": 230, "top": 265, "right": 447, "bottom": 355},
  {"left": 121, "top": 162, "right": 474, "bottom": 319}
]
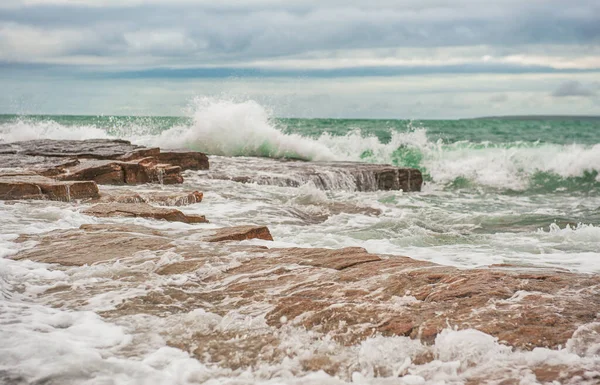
[{"left": 1, "top": 98, "right": 600, "bottom": 384}]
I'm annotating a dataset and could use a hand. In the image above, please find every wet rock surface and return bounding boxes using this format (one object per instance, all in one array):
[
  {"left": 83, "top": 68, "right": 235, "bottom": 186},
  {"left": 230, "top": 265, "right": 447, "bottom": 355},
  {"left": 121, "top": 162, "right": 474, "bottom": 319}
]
[
  {"left": 11, "top": 224, "right": 272, "bottom": 265},
  {"left": 83, "top": 202, "right": 208, "bottom": 223},
  {"left": 1, "top": 140, "right": 424, "bottom": 192},
  {"left": 200, "top": 156, "right": 423, "bottom": 192},
  {"left": 5, "top": 140, "right": 596, "bottom": 384},
  {"left": 0, "top": 138, "right": 157, "bottom": 160},
  {"left": 157, "top": 150, "right": 209, "bottom": 170},
  {"left": 0, "top": 171, "right": 100, "bottom": 201},
  {"left": 12, "top": 223, "right": 600, "bottom": 360},
  {"left": 57, "top": 158, "right": 184, "bottom": 185},
  {"left": 0, "top": 139, "right": 208, "bottom": 186}
]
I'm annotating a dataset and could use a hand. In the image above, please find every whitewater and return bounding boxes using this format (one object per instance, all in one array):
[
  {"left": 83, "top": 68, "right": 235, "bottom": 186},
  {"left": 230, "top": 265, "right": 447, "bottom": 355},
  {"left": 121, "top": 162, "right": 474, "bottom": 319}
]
[{"left": 1, "top": 98, "right": 600, "bottom": 384}]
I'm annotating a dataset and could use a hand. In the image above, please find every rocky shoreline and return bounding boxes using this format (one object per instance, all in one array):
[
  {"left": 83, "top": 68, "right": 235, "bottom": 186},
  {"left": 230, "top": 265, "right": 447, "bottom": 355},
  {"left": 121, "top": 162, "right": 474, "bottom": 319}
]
[{"left": 2, "top": 139, "right": 599, "bottom": 383}]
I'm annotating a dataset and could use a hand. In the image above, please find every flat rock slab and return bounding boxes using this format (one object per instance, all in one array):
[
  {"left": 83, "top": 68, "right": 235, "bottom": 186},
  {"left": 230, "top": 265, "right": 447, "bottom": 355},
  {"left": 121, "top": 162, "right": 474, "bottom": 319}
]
[
  {"left": 11, "top": 223, "right": 600, "bottom": 364},
  {"left": 0, "top": 139, "right": 209, "bottom": 186},
  {"left": 83, "top": 202, "right": 207, "bottom": 223},
  {"left": 12, "top": 223, "right": 273, "bottom": 266},
  {"left": 0, "top": 139, "right": 158, "bottom": 160},
  {"left": 204, "top": 225, "right": 273, "bottom": 242},
  {"left": 0, "top": 172, "right": 99, "bottom": 201},
  {"left": 201, "top": 156, "right": 422, "bottom": 192}
]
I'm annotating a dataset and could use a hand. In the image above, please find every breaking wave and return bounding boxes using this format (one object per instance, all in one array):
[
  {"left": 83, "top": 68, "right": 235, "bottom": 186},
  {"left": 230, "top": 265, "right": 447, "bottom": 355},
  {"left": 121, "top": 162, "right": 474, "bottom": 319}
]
[{"left": 1, "top": 97, "right": 599, "bottom": 192}]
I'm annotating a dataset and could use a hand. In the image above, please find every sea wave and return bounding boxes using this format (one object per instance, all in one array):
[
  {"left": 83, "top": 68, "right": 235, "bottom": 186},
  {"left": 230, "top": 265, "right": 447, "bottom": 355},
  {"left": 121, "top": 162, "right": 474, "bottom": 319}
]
[{"left": 1, "top": 97, "right": 599, "bottom": 192}]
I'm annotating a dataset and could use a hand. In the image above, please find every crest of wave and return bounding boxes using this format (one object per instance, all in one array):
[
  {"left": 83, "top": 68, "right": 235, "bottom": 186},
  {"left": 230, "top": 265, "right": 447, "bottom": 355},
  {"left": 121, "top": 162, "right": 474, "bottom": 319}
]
[
  {"left": 424, "top": 142, "right": 600, "bottom": 190},
  {"left": 318, "top": 128, "right": 600, "bottom": 190},
  {"left": 315, "top": 125, "right": 432, "bottom": 164},
  {"left": 140, "top": 97, "right": 337, "bottom": 161}
]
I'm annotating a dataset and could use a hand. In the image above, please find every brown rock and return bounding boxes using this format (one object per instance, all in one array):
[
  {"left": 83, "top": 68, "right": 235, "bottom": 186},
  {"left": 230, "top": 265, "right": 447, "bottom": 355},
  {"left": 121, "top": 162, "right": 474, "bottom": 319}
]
[
  {"left": 0, "top": 139, "right": 157, "bottom": 160},
  {"left": 0, "top": 172, "right": 100, "bottom": 201},
  {"left": 12, "top": 227, "right": 172, "bottom": 266},
  {"left": 157, "top": 151, "right": 209, "bottom": 170},
  {"left": 0, "top": 140, "right": 209, "bottom": 185},
  {"left": 83, "top": 203, "right": 208, "bottom": 223},
  {"left": 9, "top": 223, "right": 600, "bottom": 376},
  {"left": 11, "top": 223, "right": 272, "bottom": 266},
  {"left": 272, "top": 246, "right": 381, "bottom": 270},
  {"left": 203, "top": 225, "right": 273, "bottom": 242},
  {"left": 60, "top": 158, "right": 183, "bottom": 185}
]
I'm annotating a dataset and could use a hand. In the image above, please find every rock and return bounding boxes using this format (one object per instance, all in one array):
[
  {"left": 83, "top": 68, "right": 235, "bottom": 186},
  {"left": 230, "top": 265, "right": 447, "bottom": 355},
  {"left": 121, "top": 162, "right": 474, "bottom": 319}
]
[
  {"left": 203, "top": 225, "right": 273, "bottom": 242},
  {"left": 82, "top": 203, "right": 207, "bottom": 223},
  {"left": 11, "top": 223, "right": 599, "bottom": 358},
  {"left": 201, "top": 156, "right": 422, "bottom": 192},
  {"left": 12, "top": 226, "right": 172, "bottom": 266},
  {"left": 96, "top": 189, "right": 203, "bottom": 206},
  {"left": 0, "top": 139, "right": 210, "bottom": 185},
  {"left": 0, "top": 172, "right": 99, "bottom": 201},
  {"left": 57, "top": 158, "right": 183, "bottom": 185},
  {"left": 271, "top": 246, "right": 381, "bottom": 270},
  {"left": 11, "top": 223, "right": 272, "bottom": 266},
  {"left": 157, "top": 150, "right": 209, "bottom": 170},
  {"left": 0, "top": 139, "right": 158, "bottom": 160}
]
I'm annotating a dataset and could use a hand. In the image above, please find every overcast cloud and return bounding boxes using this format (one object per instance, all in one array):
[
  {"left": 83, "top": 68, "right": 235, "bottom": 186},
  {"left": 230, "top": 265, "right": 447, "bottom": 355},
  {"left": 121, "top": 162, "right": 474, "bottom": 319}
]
[{"left": 0, "top": 0, "right": 599, "bottom": 117}]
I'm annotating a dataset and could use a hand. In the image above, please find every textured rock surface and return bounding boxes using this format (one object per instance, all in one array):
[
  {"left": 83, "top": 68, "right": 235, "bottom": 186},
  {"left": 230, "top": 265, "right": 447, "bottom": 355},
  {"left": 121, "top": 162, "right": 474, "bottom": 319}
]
[
  {"left": 0, "top": 139, "right": 210, "bottom": 185},
  {"left": 0, "top": 139, "right": 157, "bottom": 160},
  {"left": 83, "top": 202, "right": 207, "bottom": 223},
  {"left": 157, "top": 150, "right": 209, "bottom": 170},
  {"left": 0, "top": 172, "right": 100, "bottom": 201},
  {"left": 58, "top": 158, "right": 183, "bottom": 185},
  {"left": 12, "top": 224, "right": 271, "bottom": 265},
  {"left": 204, "top": 225, "right": 274, "bottom": 242},
  {"left": 12, "top": 223, "right": 599, "bottom": 358},
  {"left": 201, "top": 156, "right": 423, "bottom": 192}
]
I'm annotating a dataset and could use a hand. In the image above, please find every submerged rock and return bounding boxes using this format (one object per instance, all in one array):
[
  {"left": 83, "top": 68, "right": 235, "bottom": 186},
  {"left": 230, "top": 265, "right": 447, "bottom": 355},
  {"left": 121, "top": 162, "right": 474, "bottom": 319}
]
[
  {"left": 0, "top": 171, "right": 99, "bottom": 201},
  {"left": 12, "top": 223, "right": 271, "bottom": 265},
  {"left": 83, "top": 202, "right": 208, "bottom": 223}
]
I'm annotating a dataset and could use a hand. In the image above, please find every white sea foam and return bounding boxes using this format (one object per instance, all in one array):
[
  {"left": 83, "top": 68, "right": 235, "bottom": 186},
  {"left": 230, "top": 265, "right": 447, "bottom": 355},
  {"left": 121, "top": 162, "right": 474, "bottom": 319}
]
[
  {"left": 131, "top": 97, "right": 339, "bottom": 161},
  {"left": 0, "top": 117, "right": 110, "bottom": 142},
  {"left": 2, "top": 98, "right": 599, "bottom": 191}
]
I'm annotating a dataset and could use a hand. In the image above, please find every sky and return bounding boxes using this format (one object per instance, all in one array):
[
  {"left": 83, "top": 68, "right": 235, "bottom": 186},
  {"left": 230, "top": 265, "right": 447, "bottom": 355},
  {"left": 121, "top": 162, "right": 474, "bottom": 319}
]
[{"left": 0, "top": 0, "right": 599, "bottom": 118}]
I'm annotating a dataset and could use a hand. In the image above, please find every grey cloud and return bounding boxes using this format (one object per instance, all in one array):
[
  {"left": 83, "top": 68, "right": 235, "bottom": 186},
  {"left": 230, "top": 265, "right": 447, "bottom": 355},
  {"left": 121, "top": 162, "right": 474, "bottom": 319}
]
[
  {"left": 0, "top": 1, "right": 599, "bottom": 67},
  {"left": 552, "top": 80, "right": 597, "bottom": 97},
  {"left": 489, "top": 94, "right": 508, "bottom": 103}
]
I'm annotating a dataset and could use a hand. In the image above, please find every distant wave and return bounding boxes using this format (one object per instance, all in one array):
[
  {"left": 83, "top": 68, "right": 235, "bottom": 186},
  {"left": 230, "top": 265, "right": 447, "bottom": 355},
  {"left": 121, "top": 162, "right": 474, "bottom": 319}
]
[{"left": 1, "top": 97, "right": 599, "bottom": 193}]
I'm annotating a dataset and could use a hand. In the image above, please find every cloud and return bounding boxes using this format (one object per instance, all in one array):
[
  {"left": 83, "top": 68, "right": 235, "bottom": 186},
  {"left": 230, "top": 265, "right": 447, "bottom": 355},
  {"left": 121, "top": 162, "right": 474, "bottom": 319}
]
[
  {"left": 0, "top": 0, "right": 598, "bottom": 70},
  {"left": 489, "top": 94, "right": 508, "bottom": 103},
  {"left": 1, "top": 0, "right": 600, "bottom": 117},
  {"left": 552, "top": 80, "right": 597, "bottom": 97}
]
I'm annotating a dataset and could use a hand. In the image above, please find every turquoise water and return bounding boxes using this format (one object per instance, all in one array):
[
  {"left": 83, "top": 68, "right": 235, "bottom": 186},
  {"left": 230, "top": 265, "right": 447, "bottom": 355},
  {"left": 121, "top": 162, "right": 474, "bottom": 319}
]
[
  {"left": 2, "top": 114, "right": 599, "bottom": 144},
  {"left": 2, "top": 111, "right": 599, "bottom": 195}
]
